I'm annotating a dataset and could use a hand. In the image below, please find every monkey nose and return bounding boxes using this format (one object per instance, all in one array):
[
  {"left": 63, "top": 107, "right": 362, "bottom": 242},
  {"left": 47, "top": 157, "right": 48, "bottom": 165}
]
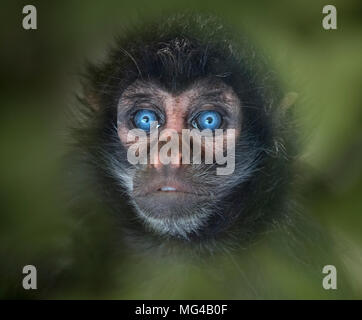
[
  {"left": 149, "top": 147, "right": 182, "bottom": 169},
  {"left": 149, "top": 133, "right": 182, "bottom": 169},
  {"left": 149, "top": 151, "right": 163, "bottom": 169}
]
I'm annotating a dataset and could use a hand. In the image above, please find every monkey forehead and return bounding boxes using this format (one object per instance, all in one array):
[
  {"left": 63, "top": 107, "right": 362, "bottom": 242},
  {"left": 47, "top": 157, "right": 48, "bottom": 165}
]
[{"left": 118, "top": 78, "right": 242, "bottom": 117}]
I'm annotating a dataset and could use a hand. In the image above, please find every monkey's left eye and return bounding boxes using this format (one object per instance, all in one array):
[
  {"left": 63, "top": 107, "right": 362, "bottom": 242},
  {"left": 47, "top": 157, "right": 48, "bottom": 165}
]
[
  {"left": 192, "top": 110, "right": 222, "bottom": 130},
  {"left": 133, "top": 109, "right": 159, "bottom": 132}
]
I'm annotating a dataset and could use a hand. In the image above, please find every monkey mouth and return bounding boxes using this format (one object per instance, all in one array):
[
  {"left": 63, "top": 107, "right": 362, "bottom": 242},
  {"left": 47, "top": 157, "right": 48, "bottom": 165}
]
[
  {"left": 136, "top": 184, "right": 208, "bottom": 198},
  {"left": 132, "top": 178, "right": 212, "bottom": 220},
  {"left": 158, "top": 186, "right": 178, "bottom": 192},
  {"left": 155, "top": 185, "right": 199, "bottom": 195},
  {"left": 133, "top": 177, "right": 207, "bottom": 197}
]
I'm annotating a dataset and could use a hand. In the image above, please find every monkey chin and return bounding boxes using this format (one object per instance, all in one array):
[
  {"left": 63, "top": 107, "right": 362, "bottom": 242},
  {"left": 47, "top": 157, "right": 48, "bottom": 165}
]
[{"left": 131, "top": 191, "right": 213, "bottom": 239}]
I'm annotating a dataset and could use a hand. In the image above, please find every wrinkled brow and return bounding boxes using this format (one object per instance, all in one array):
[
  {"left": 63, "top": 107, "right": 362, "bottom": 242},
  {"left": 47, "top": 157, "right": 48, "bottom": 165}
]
[
  {"left": 120, "top": 81, "right": 163, "bottom": 100},
  {"left": 119, "top": 79, "right": 240, "bottom": 113},
  {"left": 194, "top": 90, "right": 235, "bottom": 104},
  {"left": 189, "top": 86, "right": 241, "bottom": 114}
]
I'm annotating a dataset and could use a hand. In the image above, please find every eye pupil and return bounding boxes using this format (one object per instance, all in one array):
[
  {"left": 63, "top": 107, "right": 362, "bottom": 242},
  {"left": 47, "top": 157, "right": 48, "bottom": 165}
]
[
  {"left": 195, "top": 111, "right": 222, "bottom": 130},
  {"left": 134, "top": 109, "right": 158, "bottom": 132}
]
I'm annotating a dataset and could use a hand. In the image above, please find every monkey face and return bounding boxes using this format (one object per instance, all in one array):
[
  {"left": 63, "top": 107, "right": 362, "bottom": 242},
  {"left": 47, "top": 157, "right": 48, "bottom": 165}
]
[
  {"left": 77, "top": 15, "right": 287, "bottom": 243},
  {"left": 113, "top": 78, "right": 259, "bottom": 239}
]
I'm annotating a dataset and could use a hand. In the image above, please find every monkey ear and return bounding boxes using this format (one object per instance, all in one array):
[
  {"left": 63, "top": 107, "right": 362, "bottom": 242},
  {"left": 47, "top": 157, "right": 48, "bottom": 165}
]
[{"left": 279, "top": 92, "right": 299, "bottom": 112}]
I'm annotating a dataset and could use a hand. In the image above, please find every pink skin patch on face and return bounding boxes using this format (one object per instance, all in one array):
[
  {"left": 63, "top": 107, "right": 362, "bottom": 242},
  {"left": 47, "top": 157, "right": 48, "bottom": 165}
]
[{"left": 117, "top": 79, "right": 242, "bottom": 169}]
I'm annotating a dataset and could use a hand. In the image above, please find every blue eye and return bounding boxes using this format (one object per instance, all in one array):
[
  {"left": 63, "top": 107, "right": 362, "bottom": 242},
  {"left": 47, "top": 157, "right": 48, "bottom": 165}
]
[
  {"left": 193, "top": 110, "right": 222, "bottom": 130},
  {"left": 133, "top": 109, "right": 158, "bottom": 132}
]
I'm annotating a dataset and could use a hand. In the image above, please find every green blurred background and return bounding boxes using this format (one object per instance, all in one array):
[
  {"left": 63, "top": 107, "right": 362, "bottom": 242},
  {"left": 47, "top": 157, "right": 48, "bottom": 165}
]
[{"left": 0, "top": 0, "right": 361, "bottom": 299}]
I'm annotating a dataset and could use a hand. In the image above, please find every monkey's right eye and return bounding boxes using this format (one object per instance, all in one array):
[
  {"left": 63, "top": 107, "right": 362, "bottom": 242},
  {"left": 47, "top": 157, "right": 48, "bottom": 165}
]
[{"left": 133, "top": 109, "right": 159, "bottom": 132}]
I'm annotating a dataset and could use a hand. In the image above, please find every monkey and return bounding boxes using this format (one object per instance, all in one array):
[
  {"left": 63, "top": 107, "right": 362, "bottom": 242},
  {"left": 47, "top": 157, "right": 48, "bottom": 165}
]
[{"left": 67, "top": 13, "right": 300, "bottom": 255}]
